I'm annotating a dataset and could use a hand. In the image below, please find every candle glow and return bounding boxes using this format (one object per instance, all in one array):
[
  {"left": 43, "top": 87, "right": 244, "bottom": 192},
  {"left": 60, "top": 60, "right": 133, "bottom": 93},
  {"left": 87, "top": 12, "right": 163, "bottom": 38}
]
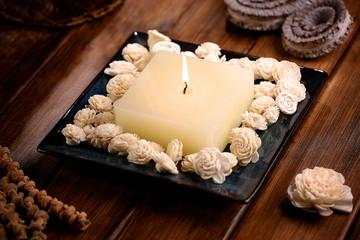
[{"left": 182, "top": 55, "right": 189, "bottom": 94}]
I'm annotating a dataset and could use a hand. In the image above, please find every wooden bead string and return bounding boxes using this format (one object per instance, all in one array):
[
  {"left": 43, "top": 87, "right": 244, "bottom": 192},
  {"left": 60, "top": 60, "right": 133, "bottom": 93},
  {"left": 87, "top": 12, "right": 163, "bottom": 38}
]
[{"left": 0, "top": 146, "right": 91, "bottom": 239}]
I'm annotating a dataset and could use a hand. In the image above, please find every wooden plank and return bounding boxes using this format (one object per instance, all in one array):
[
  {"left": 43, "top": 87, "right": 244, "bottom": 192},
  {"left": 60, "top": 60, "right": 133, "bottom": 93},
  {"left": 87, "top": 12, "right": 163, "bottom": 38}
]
[
  {"left": 230, "top": 26, "right": 360, "bottom": 240},
  {"left": 0, "top": 17, "right": 75, "bottom": 115}
]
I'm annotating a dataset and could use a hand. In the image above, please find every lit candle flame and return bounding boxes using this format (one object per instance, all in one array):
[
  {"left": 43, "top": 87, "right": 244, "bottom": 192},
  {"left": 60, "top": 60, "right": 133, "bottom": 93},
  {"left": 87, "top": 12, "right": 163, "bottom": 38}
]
[{"left": 182, "top": 55, "right": 189, "bottom": 94}]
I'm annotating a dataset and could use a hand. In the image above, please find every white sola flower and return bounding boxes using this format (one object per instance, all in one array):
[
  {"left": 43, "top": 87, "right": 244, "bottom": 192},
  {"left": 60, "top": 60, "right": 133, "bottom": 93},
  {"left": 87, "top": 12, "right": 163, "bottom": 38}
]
[
  {"left": 275, "top": 78, "right": 306, "bottom": 102},
  {"left": 88, "top": 95, "right": 112, "bottom": 112},
  {"left": 276, "top": 91, "right": 298, "bottom": 115},
  {"left": 122, "top": 43, "right": 150, "bottom": 71},
  {"left": 195, "top": 42, "right": 221, "bottom": 58},
  {"left": 254, "top": 57, "right": 279, "bottom": 81},
  {"left": 106, "top": 74, "right": 135, "bottom": 102},
  {"left": 273, "top": 60, "right": 301, "bottom": 83},
  {"left": 192, "top": 147, "right": 230, "bottom": 184},
  {"left": 147, "top": 29, "right": 171, "bottom": 50},
  {"left": 104, "top": 60, "right": 138, "bottom": 77},
  {"left": 152, "top": 152, "right": 179, "bottom": 175},
  {"left": 242, "top": 111, "right": 267, "bottom": 130},
  {"left": 229, "top": 127, "right": 261, "bottom": 166},
  {"left": 288, "top": 167, "right": 353, "bottom": 216},
  {"left": 61, "top": 124, "right": 86, "bottom": 145},
  {"left": 127, "top": 139, "right": 154, "bottom": 165}
]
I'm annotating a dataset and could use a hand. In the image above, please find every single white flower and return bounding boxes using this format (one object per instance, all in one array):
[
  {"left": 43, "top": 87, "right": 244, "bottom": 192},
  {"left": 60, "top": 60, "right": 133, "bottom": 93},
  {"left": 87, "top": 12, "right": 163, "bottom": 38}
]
[
  {"left": 122, "top": 43, "right": 150, "bottom": 71},
  {"left": 226, "top": 57, "right": 255, "bottom": 73},
  {"left": 152, "top": 152, "right": 179, "bottom": 175},
  {"left": 254, "top": 81, "right": 276, "bottom": 99},
  {"left": 148, "top": 141, "right": 165, "bottom": 153},
  {"left": 104, "top": 60, "right": 138, "bottom": 77},
  {"left": 151, "top": 41, "right": 181, "bottom": 54},
  {"left": 276, "top": 91, "right": 298, "bottom": 115},
  {"left": 61, "top": 124, "right": 86, "bottom": 145},
  {"left": 275, "top": 78, "right": 306, "bottom": 102},
  {"left": 181, "top": 154, "right": 197, "bottom": 172},
  {"left": 229, "top": 127, "right": 261, "bottom": 166},
  {"left": 222, "top": 152, "right": 238, "bottom": 176},
  {"left": 127, "top": 139, "right": 154, "bottom": 165},
  {"left": 254, "top": 57, "right": 279, "bottom": 80},
  {"left": 242, "top": 111, "right": 268, "bottom": 130},
  {"left": 94, "top": 112, "right": 115, "bottom": 127},
  {"left": 88, "top": 95, "right": 112, "bottom": 112},
  {"left": 73, "top": 108, "right": 96, "bottom": 127},
  {"left": 263, "top": 106, "right": 280, "bottom": 124},
  {"left": 249, "top": 96, "right": 275, "bottom": 115},
  {"left": 195, "top": 42, "right": 221, "bottom": 58},
  {"left": 193, "top": 147, "right": 230, "bottom": 184},
  {"left": 106, "top": 74, "right": 135, "bottom": 101},
  {"left": 288, "top": 167, "right": 353, "bottom": 216},
  {"left": 83, "top": 125, "right": 95, "bottom": 143},
  {"left": 273, "top": 60, "right": 301, "bottom": 83},
  {"left": 108, "top": 133, "right": 139, "bottom": 155},
  {"left": 89, "top": 123, "right": 122, "bottom": 149},
  {"left": 147, "top": 29, "right": 171, "bottom": 50},
  {"left": 166, "top": 139, "right": 183, "bottom": 164}
]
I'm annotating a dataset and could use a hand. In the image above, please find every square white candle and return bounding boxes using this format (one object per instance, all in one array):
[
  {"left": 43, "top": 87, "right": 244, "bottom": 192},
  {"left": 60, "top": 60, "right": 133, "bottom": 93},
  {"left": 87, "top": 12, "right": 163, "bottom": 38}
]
[{"left": 114, "top": 51, "right": 254, "bottom": 155}]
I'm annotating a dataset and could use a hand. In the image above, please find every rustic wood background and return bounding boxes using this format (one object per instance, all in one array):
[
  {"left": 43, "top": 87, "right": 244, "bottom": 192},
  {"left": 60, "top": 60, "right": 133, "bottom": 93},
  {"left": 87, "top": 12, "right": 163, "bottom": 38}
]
[{"left": 0, "top": 0, "right": 359, "bottom": 239}]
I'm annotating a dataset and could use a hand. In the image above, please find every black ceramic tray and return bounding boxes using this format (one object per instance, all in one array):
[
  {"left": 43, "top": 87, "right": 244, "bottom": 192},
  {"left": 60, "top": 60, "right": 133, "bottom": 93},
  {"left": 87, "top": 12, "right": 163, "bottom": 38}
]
[{"left": 38, "top": 32, "right": 327, "bottom": 202}]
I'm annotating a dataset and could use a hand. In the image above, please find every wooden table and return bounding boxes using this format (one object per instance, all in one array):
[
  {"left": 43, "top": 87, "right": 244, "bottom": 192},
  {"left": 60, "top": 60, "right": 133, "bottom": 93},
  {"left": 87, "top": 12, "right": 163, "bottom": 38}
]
[{"left": 0, "top": 0, "right": 359, "bottom": 239}]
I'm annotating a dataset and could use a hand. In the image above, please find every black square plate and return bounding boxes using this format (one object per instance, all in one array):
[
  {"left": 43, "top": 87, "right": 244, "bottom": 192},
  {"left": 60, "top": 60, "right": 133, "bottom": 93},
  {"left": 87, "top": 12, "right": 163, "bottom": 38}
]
[{"left": 38, "top": 32, "right": 327, "bottom": 202}]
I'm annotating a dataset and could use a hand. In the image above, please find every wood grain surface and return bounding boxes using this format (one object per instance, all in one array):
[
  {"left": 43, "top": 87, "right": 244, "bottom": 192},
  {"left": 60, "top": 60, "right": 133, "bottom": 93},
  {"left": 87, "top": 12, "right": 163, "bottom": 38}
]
[{"left": 0, "top": 0, "right": 359, "bottom": 239}]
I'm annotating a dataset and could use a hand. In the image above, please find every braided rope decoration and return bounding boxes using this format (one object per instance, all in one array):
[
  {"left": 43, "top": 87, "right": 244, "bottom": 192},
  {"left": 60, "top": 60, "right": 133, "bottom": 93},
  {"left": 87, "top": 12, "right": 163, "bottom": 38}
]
[{"left": 225, "top": 0, "right": 353, "bottom": 58}]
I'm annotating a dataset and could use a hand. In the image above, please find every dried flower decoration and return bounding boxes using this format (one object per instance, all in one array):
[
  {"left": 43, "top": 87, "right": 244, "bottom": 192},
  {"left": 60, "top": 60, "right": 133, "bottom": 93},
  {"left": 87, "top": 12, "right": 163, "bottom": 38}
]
[
  {"left": 263, "top": 106, "right": 280, "bottom": 124},
  {"left": 94, "top": 112, "right": 115, "bottom": 127},
  {"left": 147, "top": 29, "right": 171, "bottom": 50},
  {"left": 89, "top": 123, "right": 122, "bottom": 149},
  {"left": 151, "top": 41, "right": 181, "bottom": 54},
  {"left": 195, "top": 42, "right": 221, "bottom": 58},
  {"left": 273, "top": 60, "right": 301, "bottom": 83},
  {"left": 254, "top": 57, "right": 279, "bottom": 81},
  {"left": 181, "top": 154, "right": 197, "bottom": 173},
  {"left": 192, "top": 147, "right": 230, "bottom": 184},
  {"left": 127, "top": 139, "right": 154, "bottom": 165},
  {"left": 106, "top": 74, "right": 135, "bottom": 102},
  {"left": 276, "top": 91, "right": 298, "bottom": 115},
  {"left": 254, "top": 81, "right": 276, "bottom": 99},
  {"left": 288, "top": 167, "right": 353, "bottom": 216},
  {"left": 152, "top": 152, "right": 179, "bottom": 175},
  {"left": 242, "top": 111, "right": 268, "bottom": 130},
  {"left": 104, "top": 60, "right": 138, "bottom": 77},
  {"left": 229, "top": 127, "right": 261, "bottom": 166},
  {"left": 108, "top": 133, "right": 139, "bottom": 156},
  {"left": 122, "top": 43, "right": 150, "bottom": 71},
  {"left": 227, "top": 57, "right": 255, "bottom": 73},
  {"left": 166, "top": 139, "right": 183, "bottom": 164},
  {"left": 275, "top": 78, "right": 306, "bottom": 102},
  {"left": 73, "top": 108, "right": 96, "bottom": 127},
  {"left": 61, "top": 124, "right": 86, "bottom": 146},
  {"left": 249, "top": 96, "right": 275, "bottom": 115},
  {"left": 88, "top": 95, "right": 112, "bottom": 112}
]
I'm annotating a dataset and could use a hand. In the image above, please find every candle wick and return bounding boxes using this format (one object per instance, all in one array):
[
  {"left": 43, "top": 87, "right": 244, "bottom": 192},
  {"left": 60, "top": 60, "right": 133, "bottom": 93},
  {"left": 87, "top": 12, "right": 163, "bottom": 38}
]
[{"left": 183, "top": 82, "right": 188, "bottom": 94}]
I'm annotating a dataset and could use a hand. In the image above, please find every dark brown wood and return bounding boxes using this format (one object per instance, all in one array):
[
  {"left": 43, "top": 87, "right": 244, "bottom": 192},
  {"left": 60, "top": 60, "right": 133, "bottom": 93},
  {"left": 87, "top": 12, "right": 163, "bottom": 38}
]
[{"left": 0, "top": 0, "right": 359, "bottom": 239}]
